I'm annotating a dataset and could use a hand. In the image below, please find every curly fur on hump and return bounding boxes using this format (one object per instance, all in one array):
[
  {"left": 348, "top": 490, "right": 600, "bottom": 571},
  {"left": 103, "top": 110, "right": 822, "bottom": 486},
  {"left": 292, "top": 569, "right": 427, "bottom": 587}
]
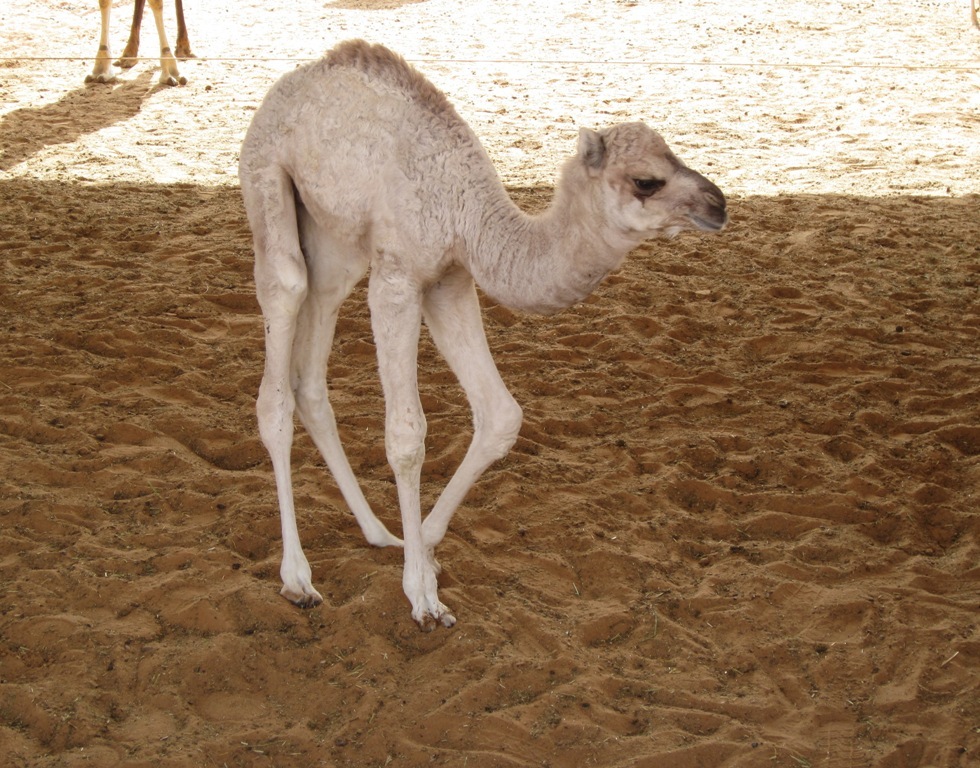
[{"left": 325, "top": 39, "right": 464, "bottom": 129}]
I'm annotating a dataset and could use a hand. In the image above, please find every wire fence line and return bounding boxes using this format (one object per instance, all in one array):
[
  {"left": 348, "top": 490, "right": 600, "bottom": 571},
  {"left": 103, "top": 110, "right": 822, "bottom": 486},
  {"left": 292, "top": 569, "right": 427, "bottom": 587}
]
[{"left": 4, "top": 55, "right": 980, "bottom": 71}]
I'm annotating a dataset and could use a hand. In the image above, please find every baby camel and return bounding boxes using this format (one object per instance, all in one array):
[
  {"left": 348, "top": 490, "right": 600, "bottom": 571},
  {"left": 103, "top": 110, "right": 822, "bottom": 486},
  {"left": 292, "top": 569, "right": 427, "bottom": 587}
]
[
  {"left": 239, "top": 40, "right": 727, "bottom": 630},
  {"left": 87, "top": 0, "right": 193, "bottom": 86}
]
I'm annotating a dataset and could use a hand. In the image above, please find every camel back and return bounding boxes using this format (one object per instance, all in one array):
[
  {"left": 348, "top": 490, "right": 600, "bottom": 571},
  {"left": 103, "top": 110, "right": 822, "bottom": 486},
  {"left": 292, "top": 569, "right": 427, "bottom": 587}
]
[{"left": 325, "top": 40, "right": 464, "bottom": 131}]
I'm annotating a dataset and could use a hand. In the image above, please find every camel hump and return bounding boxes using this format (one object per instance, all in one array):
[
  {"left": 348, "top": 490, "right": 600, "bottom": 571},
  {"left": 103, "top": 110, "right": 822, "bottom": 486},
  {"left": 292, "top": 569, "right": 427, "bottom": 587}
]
[
  {"left": 325, "top": 38, "right": 408, "bottom": 72},
  {"left": 325, "top": 39, "right": 459, "bottom": 124}
]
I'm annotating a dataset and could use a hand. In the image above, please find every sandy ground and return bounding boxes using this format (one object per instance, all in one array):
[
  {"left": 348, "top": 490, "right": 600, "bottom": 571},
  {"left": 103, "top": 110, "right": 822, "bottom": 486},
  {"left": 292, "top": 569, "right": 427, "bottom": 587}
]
[{"left": 1, "top": 1, "right": 979, "bottom": 766}]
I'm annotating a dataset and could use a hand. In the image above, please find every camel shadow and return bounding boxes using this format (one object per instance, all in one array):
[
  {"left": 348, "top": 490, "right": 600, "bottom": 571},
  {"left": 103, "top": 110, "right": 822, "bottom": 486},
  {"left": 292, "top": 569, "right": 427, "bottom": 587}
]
[{"left": 0, "top": 71, "right": 157, "bottom": 172}]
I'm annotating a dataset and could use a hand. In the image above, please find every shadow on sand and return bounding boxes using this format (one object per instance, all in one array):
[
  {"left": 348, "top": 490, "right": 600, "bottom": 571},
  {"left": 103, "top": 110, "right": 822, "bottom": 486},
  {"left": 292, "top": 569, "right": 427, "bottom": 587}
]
[{"left": 0, "top": 71, "right": 159, "bottom": 172}]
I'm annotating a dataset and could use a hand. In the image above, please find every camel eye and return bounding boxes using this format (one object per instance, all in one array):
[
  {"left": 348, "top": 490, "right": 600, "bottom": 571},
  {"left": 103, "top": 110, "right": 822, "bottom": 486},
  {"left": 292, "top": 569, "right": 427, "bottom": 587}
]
[{"left": 632, "top": 178, "right": 666, "bottom": 197}]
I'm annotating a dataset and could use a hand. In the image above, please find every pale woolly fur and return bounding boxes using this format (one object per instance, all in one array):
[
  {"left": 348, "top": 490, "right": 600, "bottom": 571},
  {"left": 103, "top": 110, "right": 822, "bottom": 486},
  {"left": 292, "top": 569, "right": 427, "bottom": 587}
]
[{"left": 239, "top": 39, "right": 727, "bottom": 629}]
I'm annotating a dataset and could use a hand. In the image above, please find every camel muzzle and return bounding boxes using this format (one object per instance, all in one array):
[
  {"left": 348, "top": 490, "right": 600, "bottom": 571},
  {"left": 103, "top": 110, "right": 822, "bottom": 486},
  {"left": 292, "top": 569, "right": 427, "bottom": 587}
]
[{"left": 689, "top": 210, "right": 728, "bottom": 232}]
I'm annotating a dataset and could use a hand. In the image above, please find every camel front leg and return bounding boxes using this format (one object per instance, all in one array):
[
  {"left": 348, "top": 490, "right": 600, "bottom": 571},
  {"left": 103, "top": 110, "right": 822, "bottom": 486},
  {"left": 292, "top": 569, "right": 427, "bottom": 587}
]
[
  {"left": 421, "top": 268, "right": 523, "bottom": 551},
  {"left": 369, "top": 268, "right": 455, "bottom": 630},
  {"left": 147, "top": 0, "right": 186, "bottom": 85},
  {"left": 86, "top": 0, "right": 116, "bottom": 84}
]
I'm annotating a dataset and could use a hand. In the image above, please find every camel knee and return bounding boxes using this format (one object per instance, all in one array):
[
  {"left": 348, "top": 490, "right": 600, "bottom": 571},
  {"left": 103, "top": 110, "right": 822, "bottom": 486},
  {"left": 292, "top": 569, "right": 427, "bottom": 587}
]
[
  {"left": 479, "top": 397, "right": 523, "bottom": 461},
  {"left": 257, "top": 274, "right": 308, "bottom": 318},
  {"left": 385, "top": 413, "right": 427, "bottom": 474},
  {"left": 255, "top": 245, "right": 308, "bottom": 315},
  {"left": 294, "top": 378, "right": 340, "bottom": 436},
  {"left": 294, "top": 381, "right": 327, "bottom": 419}
]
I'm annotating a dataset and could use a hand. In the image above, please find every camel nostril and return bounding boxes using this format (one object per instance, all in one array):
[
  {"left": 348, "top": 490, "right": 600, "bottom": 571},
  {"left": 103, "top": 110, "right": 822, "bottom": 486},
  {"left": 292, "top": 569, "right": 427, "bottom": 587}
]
[{"left": 705, "top": 191, "right": 726, "bottom": 210}]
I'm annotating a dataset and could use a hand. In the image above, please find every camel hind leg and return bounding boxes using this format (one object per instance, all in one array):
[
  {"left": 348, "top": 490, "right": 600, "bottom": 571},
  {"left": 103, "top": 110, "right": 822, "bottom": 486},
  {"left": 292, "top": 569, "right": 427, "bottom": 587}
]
[
  {"left": 117, "top": 0, "right": 194, "bottom": 70},
  {"left": 244, "top": 167, "right": 321, "bottom": 607},
  {"left": 293, "top": 204, "right": 402, "bottom": 549},
  {"left": 174, "top": 0, "right": 196, "bottom": 59},
  {"left": 115, "top": 0, "right": 147, "bottom": 70}
]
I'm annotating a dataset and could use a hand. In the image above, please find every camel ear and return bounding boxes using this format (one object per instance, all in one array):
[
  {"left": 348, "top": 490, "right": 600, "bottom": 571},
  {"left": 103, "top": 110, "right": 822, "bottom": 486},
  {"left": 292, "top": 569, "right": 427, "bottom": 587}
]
[{"left": 578, "top": 128, "right": 606, "bottom": 172}]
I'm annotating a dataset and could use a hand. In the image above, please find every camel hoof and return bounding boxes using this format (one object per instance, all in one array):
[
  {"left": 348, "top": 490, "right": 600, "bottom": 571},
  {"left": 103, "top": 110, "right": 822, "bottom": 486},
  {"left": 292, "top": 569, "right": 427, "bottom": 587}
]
[
  {"left": 85, "top": 73, "right": 116, "bottom": 85},
  {"left": 281, "top": 584, "right": 323, "bottom": 609},
  {"left": 414, "top": 607, "right": 456, "bottom": 631}
]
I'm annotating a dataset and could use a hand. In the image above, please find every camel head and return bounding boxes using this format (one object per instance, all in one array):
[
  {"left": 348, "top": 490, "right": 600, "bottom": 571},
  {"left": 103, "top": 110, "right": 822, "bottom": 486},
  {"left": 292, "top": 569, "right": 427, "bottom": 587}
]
[{"left": 578, "top": 122, "right": 728, "bottom": 241}]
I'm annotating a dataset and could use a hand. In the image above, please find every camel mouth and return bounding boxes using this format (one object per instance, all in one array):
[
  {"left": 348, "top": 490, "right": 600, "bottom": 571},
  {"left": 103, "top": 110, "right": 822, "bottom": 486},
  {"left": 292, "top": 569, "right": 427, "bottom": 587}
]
[{"left": 688, "top": 212, "right": 728, "bottom": 232}]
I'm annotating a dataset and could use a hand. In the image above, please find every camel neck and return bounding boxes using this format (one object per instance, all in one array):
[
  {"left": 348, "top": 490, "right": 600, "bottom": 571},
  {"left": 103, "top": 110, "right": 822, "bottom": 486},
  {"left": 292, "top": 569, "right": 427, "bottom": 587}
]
[{"left": 463, "top": 178, "right": 632, "bottom": 316}]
